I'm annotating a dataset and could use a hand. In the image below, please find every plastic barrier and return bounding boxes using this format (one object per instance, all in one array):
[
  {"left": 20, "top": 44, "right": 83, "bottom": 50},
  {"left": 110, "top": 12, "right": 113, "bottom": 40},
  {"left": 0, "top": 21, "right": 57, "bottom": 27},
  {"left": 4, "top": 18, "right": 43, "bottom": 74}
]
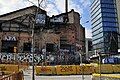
[
  {"left": 18, "top": 62, "right": 29, "bottom": 71},
  {"left": 92, "top": 74, "right": 120, "bottom": 80},
  {"left": 34, "top": 64, "right": 120, "bottom": 75},
  {"left": 56, "top": 65, "right": 76, "bottom": 75},
  {"left": 76, "top": 64, "right": 94, "bottom": 75},
  {"left": 94, "top": 64, "right": 113, "bottom": 73},
  {"left": 112, "top": 64, "right": 120, "bottom": 73},
  {"left": 35, "top": 66, "right": 55, "bottom": 75},
  {"left": 0, "top": 64, "right": 19, "bottom": 74}
]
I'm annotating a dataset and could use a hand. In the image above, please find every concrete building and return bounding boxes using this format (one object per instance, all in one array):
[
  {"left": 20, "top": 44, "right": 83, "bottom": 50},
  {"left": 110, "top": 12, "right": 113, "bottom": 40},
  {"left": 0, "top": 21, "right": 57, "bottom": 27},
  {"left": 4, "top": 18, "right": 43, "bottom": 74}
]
[
  {"left": 85, "top": 38, "right": 92, "bottom": 60},
  {"left": 116, "top": 0, "right": 120, "bottom": 51},
  {"left": 91, "top": 0, "right": 118, "bottom": 55}
]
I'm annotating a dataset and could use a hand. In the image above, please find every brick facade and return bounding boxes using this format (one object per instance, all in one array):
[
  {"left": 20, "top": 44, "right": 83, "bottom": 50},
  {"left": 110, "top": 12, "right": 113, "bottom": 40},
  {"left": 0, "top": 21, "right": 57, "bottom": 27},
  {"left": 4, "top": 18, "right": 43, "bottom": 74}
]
[{"left": 0, "top": 6, "right": 85, "bottom": 53}]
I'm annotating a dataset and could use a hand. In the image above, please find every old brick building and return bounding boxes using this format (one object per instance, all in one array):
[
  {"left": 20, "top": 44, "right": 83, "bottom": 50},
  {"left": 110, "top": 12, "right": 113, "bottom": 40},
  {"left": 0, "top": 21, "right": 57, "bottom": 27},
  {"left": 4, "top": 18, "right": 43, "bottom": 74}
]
[
  {"left": 50, "top": 9, "right": 85, "bottom": 53},
  {"left": 0, "top": 6, "right": 85, "bottom": 54},
  {"left": 0, "top": 6, "right": 48, "bottom": 53}
]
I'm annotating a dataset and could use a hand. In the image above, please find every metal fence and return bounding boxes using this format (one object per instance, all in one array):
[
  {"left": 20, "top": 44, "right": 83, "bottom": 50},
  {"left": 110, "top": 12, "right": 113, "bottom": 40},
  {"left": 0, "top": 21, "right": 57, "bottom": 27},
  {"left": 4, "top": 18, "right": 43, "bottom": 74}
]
[{"left": 0, "top": 71, "right": 24, "bottom": 80}]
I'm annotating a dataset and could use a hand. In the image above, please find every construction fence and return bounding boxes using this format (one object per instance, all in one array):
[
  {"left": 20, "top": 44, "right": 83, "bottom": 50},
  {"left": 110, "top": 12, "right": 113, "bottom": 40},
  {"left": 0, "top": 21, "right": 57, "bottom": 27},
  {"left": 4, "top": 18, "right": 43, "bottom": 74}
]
[
  {"left": 35, "top": 64, "right": 120, "bottom": 75},
  {"left": 0, "top": 63, "right": 29, "bottom": 75}
]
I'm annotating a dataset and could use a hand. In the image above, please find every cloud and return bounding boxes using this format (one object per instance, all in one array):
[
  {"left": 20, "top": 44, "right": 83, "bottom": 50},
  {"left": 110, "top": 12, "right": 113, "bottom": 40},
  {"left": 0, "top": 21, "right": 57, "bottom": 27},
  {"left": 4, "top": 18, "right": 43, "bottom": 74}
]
[
  {"left": 0, "top": 0, "right": 29, "bottom": 15},
  {"left": 79, "top": 0, "right": 91, "bottom": 8},
  {"left": 0, "top": 0, "right": 91, "bottom": 16},
  {"left": 0, "top": 0, "right": 92, "bottom": 38},
  {"left": 40, "top": 0, "right": 90, "bottom": 16},
  {"left": 69, "top": 1, "right": 83, "bottom": 15}
]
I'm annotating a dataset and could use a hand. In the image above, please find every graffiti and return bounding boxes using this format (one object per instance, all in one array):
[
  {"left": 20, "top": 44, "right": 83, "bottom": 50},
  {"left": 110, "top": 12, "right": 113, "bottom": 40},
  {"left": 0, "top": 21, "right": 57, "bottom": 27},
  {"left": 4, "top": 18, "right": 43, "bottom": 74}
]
[
  {"left": 60, "top": 66, "right": 73, "bottom": 72},
  {"left": 0, "top": 53, "right": 14, "bottom": 61},
  {"left": 0, "top": 52, "right": 79, "bottom": 65},
  {"left": 0, "top": 53, "right": 44, "bottom": 64}
]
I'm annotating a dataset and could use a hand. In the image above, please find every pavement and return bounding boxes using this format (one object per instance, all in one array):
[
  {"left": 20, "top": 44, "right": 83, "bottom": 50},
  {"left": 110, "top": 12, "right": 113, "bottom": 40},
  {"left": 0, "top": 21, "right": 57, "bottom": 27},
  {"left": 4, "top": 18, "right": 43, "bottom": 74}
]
[{"left": 23, "top": 66, "right": 92, "bottom": 80}]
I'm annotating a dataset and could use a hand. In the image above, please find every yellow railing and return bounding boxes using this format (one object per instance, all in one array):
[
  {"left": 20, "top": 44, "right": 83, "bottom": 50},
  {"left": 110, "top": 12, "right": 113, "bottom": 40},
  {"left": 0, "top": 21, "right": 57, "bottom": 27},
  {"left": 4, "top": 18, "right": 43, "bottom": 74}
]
[
  {"left": 0, "top": 63, "right": 29, "bottom": 75},
  {"left": 92, "top": 74, "right": 120, "bottom": 80},
  {"left": 0, "top": 71, "right": 24, "bottom": 80}
]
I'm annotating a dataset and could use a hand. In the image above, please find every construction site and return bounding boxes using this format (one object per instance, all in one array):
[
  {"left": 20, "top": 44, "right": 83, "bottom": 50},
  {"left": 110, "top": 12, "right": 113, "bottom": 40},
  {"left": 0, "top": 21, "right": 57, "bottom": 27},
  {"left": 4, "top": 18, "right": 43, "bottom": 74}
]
[{"left": 0, "top": 0, "right": 120, "bottom": 80}]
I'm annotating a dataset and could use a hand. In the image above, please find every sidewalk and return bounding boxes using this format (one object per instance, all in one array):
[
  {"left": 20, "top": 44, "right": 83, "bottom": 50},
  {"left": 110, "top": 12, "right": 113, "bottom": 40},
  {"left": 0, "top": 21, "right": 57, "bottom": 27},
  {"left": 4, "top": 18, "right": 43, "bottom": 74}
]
[{"left": 23, "top": 66, "right": 32, "bottom": 80}]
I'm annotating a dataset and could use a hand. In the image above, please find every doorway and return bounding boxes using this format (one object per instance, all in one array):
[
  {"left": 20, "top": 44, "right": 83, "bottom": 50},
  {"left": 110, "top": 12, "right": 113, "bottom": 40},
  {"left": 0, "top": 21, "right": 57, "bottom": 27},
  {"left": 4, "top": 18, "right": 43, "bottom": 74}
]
[{"left": 1, "top": 40, "right": 17, "bottom": 53}]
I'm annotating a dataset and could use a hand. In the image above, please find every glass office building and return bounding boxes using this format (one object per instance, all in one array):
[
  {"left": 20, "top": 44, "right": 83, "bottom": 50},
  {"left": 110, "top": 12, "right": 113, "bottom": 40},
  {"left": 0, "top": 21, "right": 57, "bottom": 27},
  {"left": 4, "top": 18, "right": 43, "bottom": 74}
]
[{"left": 91, "top": 0, "right": 118, "bottom": 54}]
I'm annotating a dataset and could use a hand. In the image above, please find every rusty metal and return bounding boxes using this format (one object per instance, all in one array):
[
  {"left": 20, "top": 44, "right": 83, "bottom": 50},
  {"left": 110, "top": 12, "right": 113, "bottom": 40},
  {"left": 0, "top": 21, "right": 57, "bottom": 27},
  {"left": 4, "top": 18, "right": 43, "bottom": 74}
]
[{"left": 0, "top": 71, "right": 24, "bottom": 80}]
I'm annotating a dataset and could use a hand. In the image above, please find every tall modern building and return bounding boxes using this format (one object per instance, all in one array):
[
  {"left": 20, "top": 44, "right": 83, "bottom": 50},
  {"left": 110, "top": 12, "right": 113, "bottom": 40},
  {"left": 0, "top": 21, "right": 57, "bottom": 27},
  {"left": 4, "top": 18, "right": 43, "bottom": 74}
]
[
  {"left": 116, "top": 0, "right": 120, "bottom": 50},
  {"left": 91, "top": 0, "right": 118, "bottom": 54}
]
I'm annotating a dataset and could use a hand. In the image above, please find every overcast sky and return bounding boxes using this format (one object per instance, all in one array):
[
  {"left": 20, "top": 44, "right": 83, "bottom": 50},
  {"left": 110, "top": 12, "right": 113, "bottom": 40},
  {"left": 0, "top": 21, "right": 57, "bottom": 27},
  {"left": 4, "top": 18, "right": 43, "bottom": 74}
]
[{"left": 0, "top": 0, "right": 92, "bottom": 38}]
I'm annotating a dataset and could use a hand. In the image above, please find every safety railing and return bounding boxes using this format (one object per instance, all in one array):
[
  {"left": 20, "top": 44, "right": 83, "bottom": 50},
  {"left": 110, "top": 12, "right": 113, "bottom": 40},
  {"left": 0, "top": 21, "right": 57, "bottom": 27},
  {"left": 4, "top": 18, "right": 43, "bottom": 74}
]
[
  {"left": 0, "top": 71, "right": 24, "bottom": 80},
  {"left": 92, "top": 74, "right": 120, "bottom": 80}
]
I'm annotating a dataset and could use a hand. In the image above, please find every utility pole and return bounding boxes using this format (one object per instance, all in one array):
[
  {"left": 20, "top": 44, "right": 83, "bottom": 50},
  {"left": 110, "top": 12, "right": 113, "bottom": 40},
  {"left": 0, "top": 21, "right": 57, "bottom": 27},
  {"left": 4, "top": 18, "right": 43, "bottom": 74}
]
[
  {"left": 65, "top": 0, "right": 68, "bottom": 13},
  {"left": 31, "top": 20, "right": 35, "bottom": 80},
  {"left": 31, "top": 0, "right": 40, "bottom": 80},
  {"left": 79, "top": 50, "right": 84, "bottom": 80},
  {"left": 98, "top": 53, "right": 101, "bottom": 80}
]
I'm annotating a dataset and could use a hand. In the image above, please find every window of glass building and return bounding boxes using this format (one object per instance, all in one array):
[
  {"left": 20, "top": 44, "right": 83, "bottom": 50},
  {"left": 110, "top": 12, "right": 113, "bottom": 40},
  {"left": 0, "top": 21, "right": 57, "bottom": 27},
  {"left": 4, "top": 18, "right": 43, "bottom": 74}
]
[
  {"left": 103, "top": 22, "right": 118, "bottom": 27},
  {"left": 101, "top": 8, "right": 116, "bottom": 13},
  {"left": 92, "top": 32, "right": 103, "bottom": 40},
  {"left": 93, "top": 28, "right": 103, "bottom": 36},
  {"left": 93, "top": 37, "right": 104, "bottom": 45},
  {"left": 101, "top": 0, "right": 115, "bottom": 4},
  {"left": 101, "top": 4, "right": 115, "bottom": 8},
  {"left": 102, "top": 13, "right": 117, "bottom": 17},
  {"left": 102, "top": 17, "right": 117, "bottom": 22},
  {"left": 104, "top": 27, "right": 118, "bottom": 31}
]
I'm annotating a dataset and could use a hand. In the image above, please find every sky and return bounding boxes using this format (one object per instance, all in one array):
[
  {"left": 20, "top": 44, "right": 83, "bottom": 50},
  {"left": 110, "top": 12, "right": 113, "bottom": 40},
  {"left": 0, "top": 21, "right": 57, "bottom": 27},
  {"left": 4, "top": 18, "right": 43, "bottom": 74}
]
[{"left": 0, "top": 0, "right": 92, "bottom": 38}]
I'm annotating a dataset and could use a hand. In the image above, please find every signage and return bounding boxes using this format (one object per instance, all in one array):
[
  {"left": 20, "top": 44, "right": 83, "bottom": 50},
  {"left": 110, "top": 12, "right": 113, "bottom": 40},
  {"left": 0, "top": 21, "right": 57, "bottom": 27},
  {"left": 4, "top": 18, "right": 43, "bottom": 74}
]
[
  {"left": 5, "top": 36, "right": 17, "bottom": 41},
  {"left": 50, "top": 16, "right": 64, "bottom": 23},
  {"left": 36, "top": 14, "right": 46, "bottom": 24},
  {"left": 56, "top": 65, "right": 76, "bottom": 75},
  {"left": 50, "top": 15, "right": 69, "bottom": 25}
]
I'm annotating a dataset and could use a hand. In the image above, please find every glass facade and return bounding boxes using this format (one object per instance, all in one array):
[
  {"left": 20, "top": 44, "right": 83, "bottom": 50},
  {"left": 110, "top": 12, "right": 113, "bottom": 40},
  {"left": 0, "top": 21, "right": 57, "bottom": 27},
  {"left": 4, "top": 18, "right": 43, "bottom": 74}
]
[{"left": 91, "top": 0, "right": 118, "bottom": 54}]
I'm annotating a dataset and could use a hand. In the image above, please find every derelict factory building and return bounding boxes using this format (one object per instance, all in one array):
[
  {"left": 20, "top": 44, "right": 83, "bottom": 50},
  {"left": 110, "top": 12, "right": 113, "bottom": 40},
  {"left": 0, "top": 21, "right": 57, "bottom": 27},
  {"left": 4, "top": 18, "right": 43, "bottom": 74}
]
[{"left": 0, "top": 6, "right": 85, "bottom": 53}]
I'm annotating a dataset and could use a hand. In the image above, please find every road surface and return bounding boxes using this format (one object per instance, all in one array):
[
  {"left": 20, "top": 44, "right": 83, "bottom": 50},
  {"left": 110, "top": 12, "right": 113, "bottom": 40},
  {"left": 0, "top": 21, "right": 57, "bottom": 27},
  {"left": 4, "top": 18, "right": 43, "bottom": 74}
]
[{"left": 23, "top": 67, "right": 92, "bottom": 80}]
